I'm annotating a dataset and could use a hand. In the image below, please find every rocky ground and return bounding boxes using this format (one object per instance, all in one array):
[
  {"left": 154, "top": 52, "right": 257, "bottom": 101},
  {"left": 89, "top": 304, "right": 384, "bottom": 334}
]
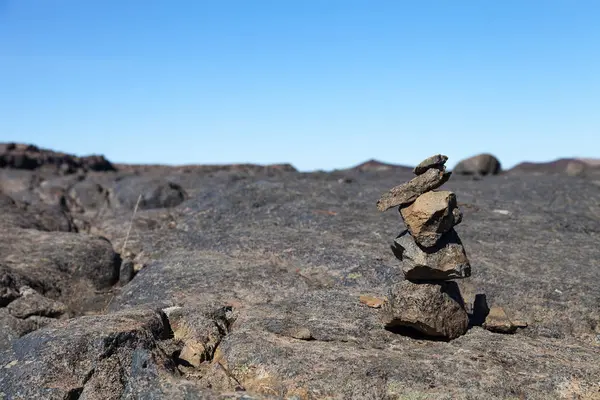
[{"left": 1, "top": 144, "right": 599, "bottom": 399}]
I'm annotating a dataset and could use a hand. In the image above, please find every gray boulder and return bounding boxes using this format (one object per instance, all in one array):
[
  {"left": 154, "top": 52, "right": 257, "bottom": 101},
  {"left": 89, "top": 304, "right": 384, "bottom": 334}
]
[
  {"left": 0, "top": 193, "right": 75, "bottom": 232},
  {"left": 453, "top": 153, "right": 501, "bottom": 176},
  {"left": 381, "top": 280, "right": 469, "bottom": 340},
  {"left": 113, "top": 176, "right": 187, "bottom": 210},
  {"left": 392, "top": 229, "right": 471, "bottom": 281}
]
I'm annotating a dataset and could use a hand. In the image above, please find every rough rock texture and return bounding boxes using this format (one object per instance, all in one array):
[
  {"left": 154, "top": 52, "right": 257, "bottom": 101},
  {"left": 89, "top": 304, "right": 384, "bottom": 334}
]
[
  {"left": 0, "top": 142, "right": 116, "bottom": 173},
  {"left": 2, "top": 145, "right": 600, "bottom": 398},
  {"left": 392, "top": 229, "right": 471, "bottom": 280},
  {"left": 453, "top": 153, "right": 502, "bottom": 176},
  {"left": 483, "top": 306, "right": 517, "bottom": 334},
  {"left": 377, "top": 168, "right": 451, "bottom": 211},
  {"left": 0, "top": 229, "right": 120, "bottom": 303},
  {"left": 112, "top": 176, "right": 188, "bottom": 210},
  {"left": 413, "top": 154, "right": 448, "bottom": 175},
  {"left": 0, "top": 193, "right": 75, "bottom": 232},
  {"left": 381, "top": 280, "right": 469, "bottom": 340},
  {"left": 6, "top": 286, "right": 67, "bottom": 318},
  {"left": 400, "top": 190, "right": 462, "bottom": 247}
]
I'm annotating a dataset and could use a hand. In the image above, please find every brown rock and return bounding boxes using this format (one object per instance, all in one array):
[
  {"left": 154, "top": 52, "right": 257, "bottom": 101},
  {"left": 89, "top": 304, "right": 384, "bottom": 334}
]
[
  {"left": 483, "top": 306, "right": 517, "bottom": 334},
  {"left": 377, "top": 168, "right": 451, "bottom": 212},
  {"left": 413, "top": 154, "right": 448, "bottom": 175},
  {"left": 359, "top": 295, "right": 386, "bottom": 308},
  {"left": 381, "top": 280, "right": 469, "bottom": 340},
  {"left": 400, "top": 190, "right": 462, "bottom": 247},
  {"left": 392, "top": 229, "right": 471, "bottom": 281}
]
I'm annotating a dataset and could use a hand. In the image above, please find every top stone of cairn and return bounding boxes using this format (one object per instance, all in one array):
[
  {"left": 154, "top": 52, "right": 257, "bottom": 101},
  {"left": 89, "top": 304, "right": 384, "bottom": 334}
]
[{"left": 413, "top": 154, "right": 448, "bottom": 175}]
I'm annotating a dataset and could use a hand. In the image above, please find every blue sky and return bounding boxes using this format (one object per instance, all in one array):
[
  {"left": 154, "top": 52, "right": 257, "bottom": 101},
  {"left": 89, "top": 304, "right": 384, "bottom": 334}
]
[{"left": 1, "top": 1, "right": 598, "bottom": 171}]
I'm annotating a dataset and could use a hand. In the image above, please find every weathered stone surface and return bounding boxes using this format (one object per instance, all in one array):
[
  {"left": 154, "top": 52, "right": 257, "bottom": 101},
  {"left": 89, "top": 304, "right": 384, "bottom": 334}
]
[
  {"left": 68, "top": 180, "right": 110, "bottom": 211},
  {"left": 0, "top": 229, "right": 120, "bottom": 303},
  {"left": 119, "top": 259, "right": 135, "bottom": 285},
  {"left": 413, "top": 154, "right": 448, "bottom": 175},
  {"left": 0, "top": 308, "right": 175, "bottom": 400},
  {"left": 0, "top": 193, "right": 75, "bottom": 232},
  {"left": 381, "top": 280, "right": 469, "bottom": 340},
  {"left": 112, "top": 176, "right": 187, "bottom": 210},
  {"left": 2, "top": 144, "right": 600, "bottom": 398},
  {"left": 377, "top": 168, "right": 451, "bottom": 211},
  {"left": 400, "top": 190, "right": 462, "bottom": 247},
  {"left": 392, "top": 229, "right": 471, "bottom": 281},
  {"left": 453, "top": 153, "right": 501, "bottom": 176},
  {"left": 483, "top": 306, "right": 517, "bottom": 334},
  {"left": 7, "top": 286, "right": 67, "bottom": 319}
]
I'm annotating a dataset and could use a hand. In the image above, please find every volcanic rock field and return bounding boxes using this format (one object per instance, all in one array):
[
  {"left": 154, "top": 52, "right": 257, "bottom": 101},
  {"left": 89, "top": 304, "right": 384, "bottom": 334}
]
[{"left": 1, "top": 143, "right": 599, "bottom": 399}]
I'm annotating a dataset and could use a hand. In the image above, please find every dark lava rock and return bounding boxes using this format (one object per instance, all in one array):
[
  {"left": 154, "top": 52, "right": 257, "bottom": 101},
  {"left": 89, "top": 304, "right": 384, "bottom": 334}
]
[
  {"left": 453, "top": 153, "right": 502, "bottom": 176},
  {"left": 377, "top": 168, "right": 451, "bottom": 211},
  {"left": 413, "top": 154, "right": 448, "bottom": 175},
  {"left": 0, "top": 193, "right": 75, "bottom": 232},
  {"left": 113, "top": 176, "right": 187, "bottom": 210},
  {"left": 7, "top": 286, "right": 67, "bottom": 319},
  {"left": 0, "top": 308, "right": 170, "bottom": 399},
  {"left": 68, "top": 179, "right": 110, "bottom": 211},
  {"left": 392, "top": 229, "right": 471, "bottom": 281},
  {"left": 0, "top": 142, "right": 116, "bottom": 174},
  {"left": 119, "top": 259, "right": 135, "bottom": 285},
  {"left": 2, "top": 146, "right": 600, "bottom": 398},
  {"left": 381, "top": 280, "right": 469, "bottom": 340},
  {"left": 0, "top": 229, "right": 120, "bottom": 300}
]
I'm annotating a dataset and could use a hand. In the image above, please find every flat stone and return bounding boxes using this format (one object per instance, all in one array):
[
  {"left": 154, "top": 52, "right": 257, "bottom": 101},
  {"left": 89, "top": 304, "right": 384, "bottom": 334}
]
[
  {"left": 400, "top": 191, "right": 462, "bottom": 247},
  {"left": 377, "top": 169, "right": 451, "bottom": 211},
  {"left": 392, "top": 229, "right": 471, "bottom": 281},
  {"left": 483, "top": 306, "right": 517, "bottom": 334},
  {"left": 413, "top": 154, "right": 448, "bottom": 175},
  {"left": 7, "top": 287, "right": 67, "bottom": 319},
  {"left": 381, "top": 280, "right": 469, "bottom": 340}
]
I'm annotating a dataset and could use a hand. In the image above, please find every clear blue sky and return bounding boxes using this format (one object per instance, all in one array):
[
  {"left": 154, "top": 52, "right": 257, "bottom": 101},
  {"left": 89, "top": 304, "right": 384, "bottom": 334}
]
[{"left": 1, "top": 1, "right": 598, "bottom": 171}]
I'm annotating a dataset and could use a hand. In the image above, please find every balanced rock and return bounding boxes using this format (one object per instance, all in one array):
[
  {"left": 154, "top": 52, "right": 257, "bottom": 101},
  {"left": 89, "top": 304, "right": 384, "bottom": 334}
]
[
  {"left": 453, "top": 153, "right": 501, "bottom": 176},
  {"left": 413, "top": 154, "right": 448, "bottom": 175},
  {"left": 377, "top": 168, "right": 451, "bottom": 211},
  {"left": 392, "top": 229, "right": 471, "bottom": 281},
  {"left": 400, "top": 190, "right": 462, "bottom": 247},
  {"left": 381, "top": 280, "right": 469, "bottom": 340}
]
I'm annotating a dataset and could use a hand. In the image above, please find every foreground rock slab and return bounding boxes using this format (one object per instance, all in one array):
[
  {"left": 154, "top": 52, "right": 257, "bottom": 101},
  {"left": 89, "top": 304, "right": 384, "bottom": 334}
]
[
  {"left": 376, "top": 168, "right": 451, "bottom": 211},
  {"left": 400, "top": 190, "right": 462, "bottom": 247},
  {"left": 381, "top": 280, "right": 469, "bottom": 340},
  {"left": 392, "top": 229, "right": 471, "bottom": 281}
]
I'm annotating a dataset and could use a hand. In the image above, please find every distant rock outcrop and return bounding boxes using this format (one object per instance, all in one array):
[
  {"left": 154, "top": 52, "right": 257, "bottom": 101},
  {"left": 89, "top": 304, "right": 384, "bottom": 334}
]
[
  {"left": 0, "top": 143, "right": 116, "bottom": 174},
  {"left": 509, "top": 158, "right": 600, "bottom": 177},
  {"left": 453, "top": 153, "right": 501, "bottom": 176},
  {"left": 351, "top": 159, "right": 412, "bottom": 173}
]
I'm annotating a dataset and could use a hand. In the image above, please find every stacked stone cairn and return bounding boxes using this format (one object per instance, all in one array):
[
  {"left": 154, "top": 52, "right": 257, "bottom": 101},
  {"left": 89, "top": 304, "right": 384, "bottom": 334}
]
[{"left": 376, "top": 154, "right": 471, "bottom": 340}]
